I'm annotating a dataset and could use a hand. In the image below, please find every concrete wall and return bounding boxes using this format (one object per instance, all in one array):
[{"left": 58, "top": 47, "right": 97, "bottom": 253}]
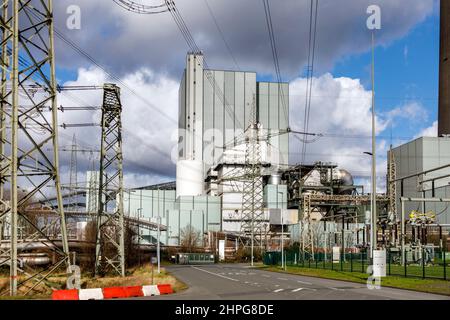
[
  {"left": 124, "top": 190, "right": 221, "bottom": 245},
  {"left": 202, "top": 69, "right": 257, "bottom": 168},
  {"left": 257, "top": 82, "right": 290, "bottom": 166},
  {"left": 263, "top": 184, "right": 288, "bottom": 209},
  {"left": 179, "top": 59, "right": 290, "bottom": 173}
]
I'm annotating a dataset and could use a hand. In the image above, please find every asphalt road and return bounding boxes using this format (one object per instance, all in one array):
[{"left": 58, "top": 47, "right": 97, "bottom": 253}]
[{"left": 148, "top": 264, "right": 450, "bottom": 300}]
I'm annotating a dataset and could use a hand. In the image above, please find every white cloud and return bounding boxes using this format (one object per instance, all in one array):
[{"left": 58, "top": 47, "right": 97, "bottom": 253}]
[
  {"left": 289, "top": 73, "right": 395, "bottom": 192},
  {"left": 57, "top": 68, "right": 432, "bottom": 193},
  {"left": 414, "top": 120, "right": 438, "bottom": 138},
  {"left": 404, "top": 45, "right": 409, "bottom": 65},
  {"left": 57, "top": 67, "right": 179, "bottom": 188},
  {"left": 53, "top": 0, "right": 434, "bottom": 79},
  {"left": 385, "top": 101, "right": 428, "bottom": 127}
]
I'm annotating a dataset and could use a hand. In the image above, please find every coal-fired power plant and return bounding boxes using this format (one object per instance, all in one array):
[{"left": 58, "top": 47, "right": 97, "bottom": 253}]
[{"left": 439, "top": 0, "right": 450, "bottom": 136}]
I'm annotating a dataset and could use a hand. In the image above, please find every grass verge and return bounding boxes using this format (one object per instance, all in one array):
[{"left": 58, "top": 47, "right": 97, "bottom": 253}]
[
  {"left": 258, "top": 265, "right": 450, "bottom": 296},
  {"left": 0, "top": 263, "right": 187, "bottom": 300}
]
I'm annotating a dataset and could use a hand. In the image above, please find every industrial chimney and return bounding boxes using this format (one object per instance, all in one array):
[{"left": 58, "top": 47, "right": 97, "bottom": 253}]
[{"left": 439, "top": 0, "right": 450, "bottom": 136}]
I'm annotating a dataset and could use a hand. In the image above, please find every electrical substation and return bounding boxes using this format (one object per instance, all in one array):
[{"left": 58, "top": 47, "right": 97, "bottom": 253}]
[{"left": 0, "top": 0, "right": 449, "bottom": 297}]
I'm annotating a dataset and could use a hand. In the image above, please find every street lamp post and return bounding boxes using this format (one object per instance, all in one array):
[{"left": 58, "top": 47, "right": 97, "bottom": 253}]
[
  {"left": 157, "top": 215, "right": 161, "bottom": 274},
  {"left": 364, "top": 149, "right": 377, "bottom": 260},
  {"left": 137, "top": 208, "right": 142, "bottom": 266},
  {"left": 370, "top": 31, "right": 377, "bottom": 261},
  {"left": 278, "top": 191, "right": 285, "bottom": 270}
]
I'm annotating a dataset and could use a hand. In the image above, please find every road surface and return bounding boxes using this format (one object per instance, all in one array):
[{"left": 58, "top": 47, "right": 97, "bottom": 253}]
[{"left": 148, "top": 264, "right": 450, "bottom": 300}]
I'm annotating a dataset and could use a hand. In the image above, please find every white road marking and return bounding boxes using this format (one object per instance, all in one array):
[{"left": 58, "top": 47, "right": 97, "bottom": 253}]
[
  {"left": 278, "top": 278, "right": 288, "bottom": 281},
  {"left": 273, "top": 289, "right": 284, "bottom": 293},
  {"left": 191, "top": 266, "right": 239, "bottom": 282},
  {"left": 328, "top": 287, "right": 344, "bottom": 291},
  {"left": 292, "top": 288, "right": 304, "bottom": 292},
  {"left": 297, "top": 280, "right": 312, "bottom": 285}
]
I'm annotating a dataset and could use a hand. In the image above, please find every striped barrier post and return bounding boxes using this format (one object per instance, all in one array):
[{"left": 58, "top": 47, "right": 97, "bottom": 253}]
[{"left": 52, "top": 284, "right": 173, "bottom": 300}]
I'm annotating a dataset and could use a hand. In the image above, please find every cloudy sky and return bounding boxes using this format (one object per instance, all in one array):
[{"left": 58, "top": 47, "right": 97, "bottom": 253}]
[{"left": 52, "top": 0, "right": 440, "bottom": 191}]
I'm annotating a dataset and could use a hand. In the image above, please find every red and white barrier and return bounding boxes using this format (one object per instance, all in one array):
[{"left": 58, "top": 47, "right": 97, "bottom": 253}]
[{"left": 52, "top": 284, "right": 173, "bottom": 300}]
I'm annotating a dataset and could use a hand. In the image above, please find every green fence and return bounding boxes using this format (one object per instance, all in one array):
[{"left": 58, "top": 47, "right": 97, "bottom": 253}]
[{"left": 263, "top": 248, "right": 449, "bottom": 281}]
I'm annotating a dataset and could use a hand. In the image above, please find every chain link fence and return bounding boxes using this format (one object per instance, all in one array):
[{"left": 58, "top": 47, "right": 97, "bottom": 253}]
[{"left": 263, "top": 247, "right": 449, "bottom": 281}]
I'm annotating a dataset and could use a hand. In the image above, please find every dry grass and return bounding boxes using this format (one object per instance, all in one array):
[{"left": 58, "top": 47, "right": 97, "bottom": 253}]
[{"left": 0, "top": 263, "right": 187, "bottom": 299}]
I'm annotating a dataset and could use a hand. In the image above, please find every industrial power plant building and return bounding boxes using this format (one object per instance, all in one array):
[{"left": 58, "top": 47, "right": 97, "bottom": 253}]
[
  {"left": 391, "top": 137, "right": 450, "bottom": 225},
  {"left": 83, "top": 53, "right": 370, "bottom": 250},
  {"left": 104, "top": 53, "right": 292, "bottom": 247},
  {"left": 83, "top": 50, "right": 450, "bottom": 253}
]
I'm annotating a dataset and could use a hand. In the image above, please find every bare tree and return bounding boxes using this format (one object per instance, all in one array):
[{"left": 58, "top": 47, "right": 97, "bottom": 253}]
[{"left": 179, "top": 225, "right": 201, "bottom": 252}]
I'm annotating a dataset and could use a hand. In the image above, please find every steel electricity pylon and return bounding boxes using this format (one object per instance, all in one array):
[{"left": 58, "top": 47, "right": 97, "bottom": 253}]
[
  {"left": 301, "top": 193, "right": 315, "bottom": 260},
  {"left": 0, "top": 0, "right": 69, "bottom": 296},
  {"left": 69, "top": 134, "right": 78, "bottom": 210},
  {"left": 387, "top": 147, "right": 397, "bottom": 221},
  {"left": 94, "top": 84, "right": 125, "bottom": 277},
  {"left": 240, "top": 96, "right": 265, "bottom": 265}
]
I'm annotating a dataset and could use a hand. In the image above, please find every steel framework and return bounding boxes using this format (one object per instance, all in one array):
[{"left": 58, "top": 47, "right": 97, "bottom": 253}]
[
  {"left": 69, "top": 134, "right": 78, "bottom": 210},
  {"left": 94, "top": 84, "right": 125, "bottom": 277},
  {"left": 301, "top": 194, "right": 314, "bottom": 259},
  {"left": 0, "top": 0, "right": 69, "bottom": 296},
  {"left": 387, "top": 148, "right": 397, "bottom": 220},
  {"left": 240, "top": 96, "right": 266, "bottom": 251}
]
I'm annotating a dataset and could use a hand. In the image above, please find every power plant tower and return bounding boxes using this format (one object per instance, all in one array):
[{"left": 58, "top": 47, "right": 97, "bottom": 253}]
[{"left": 439, "top": 0, "right": 450, "bottom": 136}]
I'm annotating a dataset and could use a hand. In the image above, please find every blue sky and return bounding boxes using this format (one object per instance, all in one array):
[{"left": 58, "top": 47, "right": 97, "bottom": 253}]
[
  {"left": 52, "top": 0, "right": 440, "bottom": 186},
  {"left": 249, "top": 6, "right": 440, "bottom": 149},
  {"left": 332, "top": 10, "right": 440, "bottom": 144}
]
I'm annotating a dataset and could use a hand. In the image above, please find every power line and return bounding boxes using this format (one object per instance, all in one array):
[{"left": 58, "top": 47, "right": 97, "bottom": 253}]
[
  {"left": 165, "top": 0, "right": 244, "bottom": 131},
  {"left": 262, "top": 0, "right": 288, "bottom": 127},
  {"left": 301, "top": 0, "right": 319, "bottom": 164},
  {"left": 203, "top": 0, "right": 240, "bottom": 70},
  {"left": 25, "top": 8, "right": 178, "bottom": 128},
  {"left": 113, "top": 0, "right": 169, "bottom": 14}
]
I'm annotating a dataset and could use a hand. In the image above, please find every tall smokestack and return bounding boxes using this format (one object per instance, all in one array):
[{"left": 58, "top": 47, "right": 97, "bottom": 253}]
[{"left": 439, "top": 0, "right": 450, "bottom": 136}]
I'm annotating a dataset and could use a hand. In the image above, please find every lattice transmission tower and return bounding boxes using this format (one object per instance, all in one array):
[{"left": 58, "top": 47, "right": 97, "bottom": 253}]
[
  {"left": 387, "top": 147, "right": 397, "bottom": 220},
  {"left": 94, "top": 84, "right": 125, "bottom": 277},
  {"left": 0, "top": 0, "right": 69, "bottom": 296},
  {"left": 69, "top": 134, "right": 78, "bottom": 210},
  {"left": 301, "top": 194, "right": 315, "bottom": 260},
  {"left": 240, "top": 96, "right": 265, "bottom": 251}
]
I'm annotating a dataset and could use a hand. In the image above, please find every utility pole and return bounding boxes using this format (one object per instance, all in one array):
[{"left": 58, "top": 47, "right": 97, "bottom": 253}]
[
  {"left": 0, "top": 0, "right": 69, "bottom": 296},
  {"left": 157, "top": 215, "right": 161, "bottom": 273},
  {"left": 95, "top": 84, "right": 125, "bottom": 277},
  {"left": 281, "top": 208, "right": 284, "bottom": 270},
  {"left": 278, "top": 191, "right": 285, "bottom": 270},
  {"left": 370, "top": 31, "right": 378, "bottom": 259},
  {"left": 157, "top": 189, "right": 161, "bottom": 274}
]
